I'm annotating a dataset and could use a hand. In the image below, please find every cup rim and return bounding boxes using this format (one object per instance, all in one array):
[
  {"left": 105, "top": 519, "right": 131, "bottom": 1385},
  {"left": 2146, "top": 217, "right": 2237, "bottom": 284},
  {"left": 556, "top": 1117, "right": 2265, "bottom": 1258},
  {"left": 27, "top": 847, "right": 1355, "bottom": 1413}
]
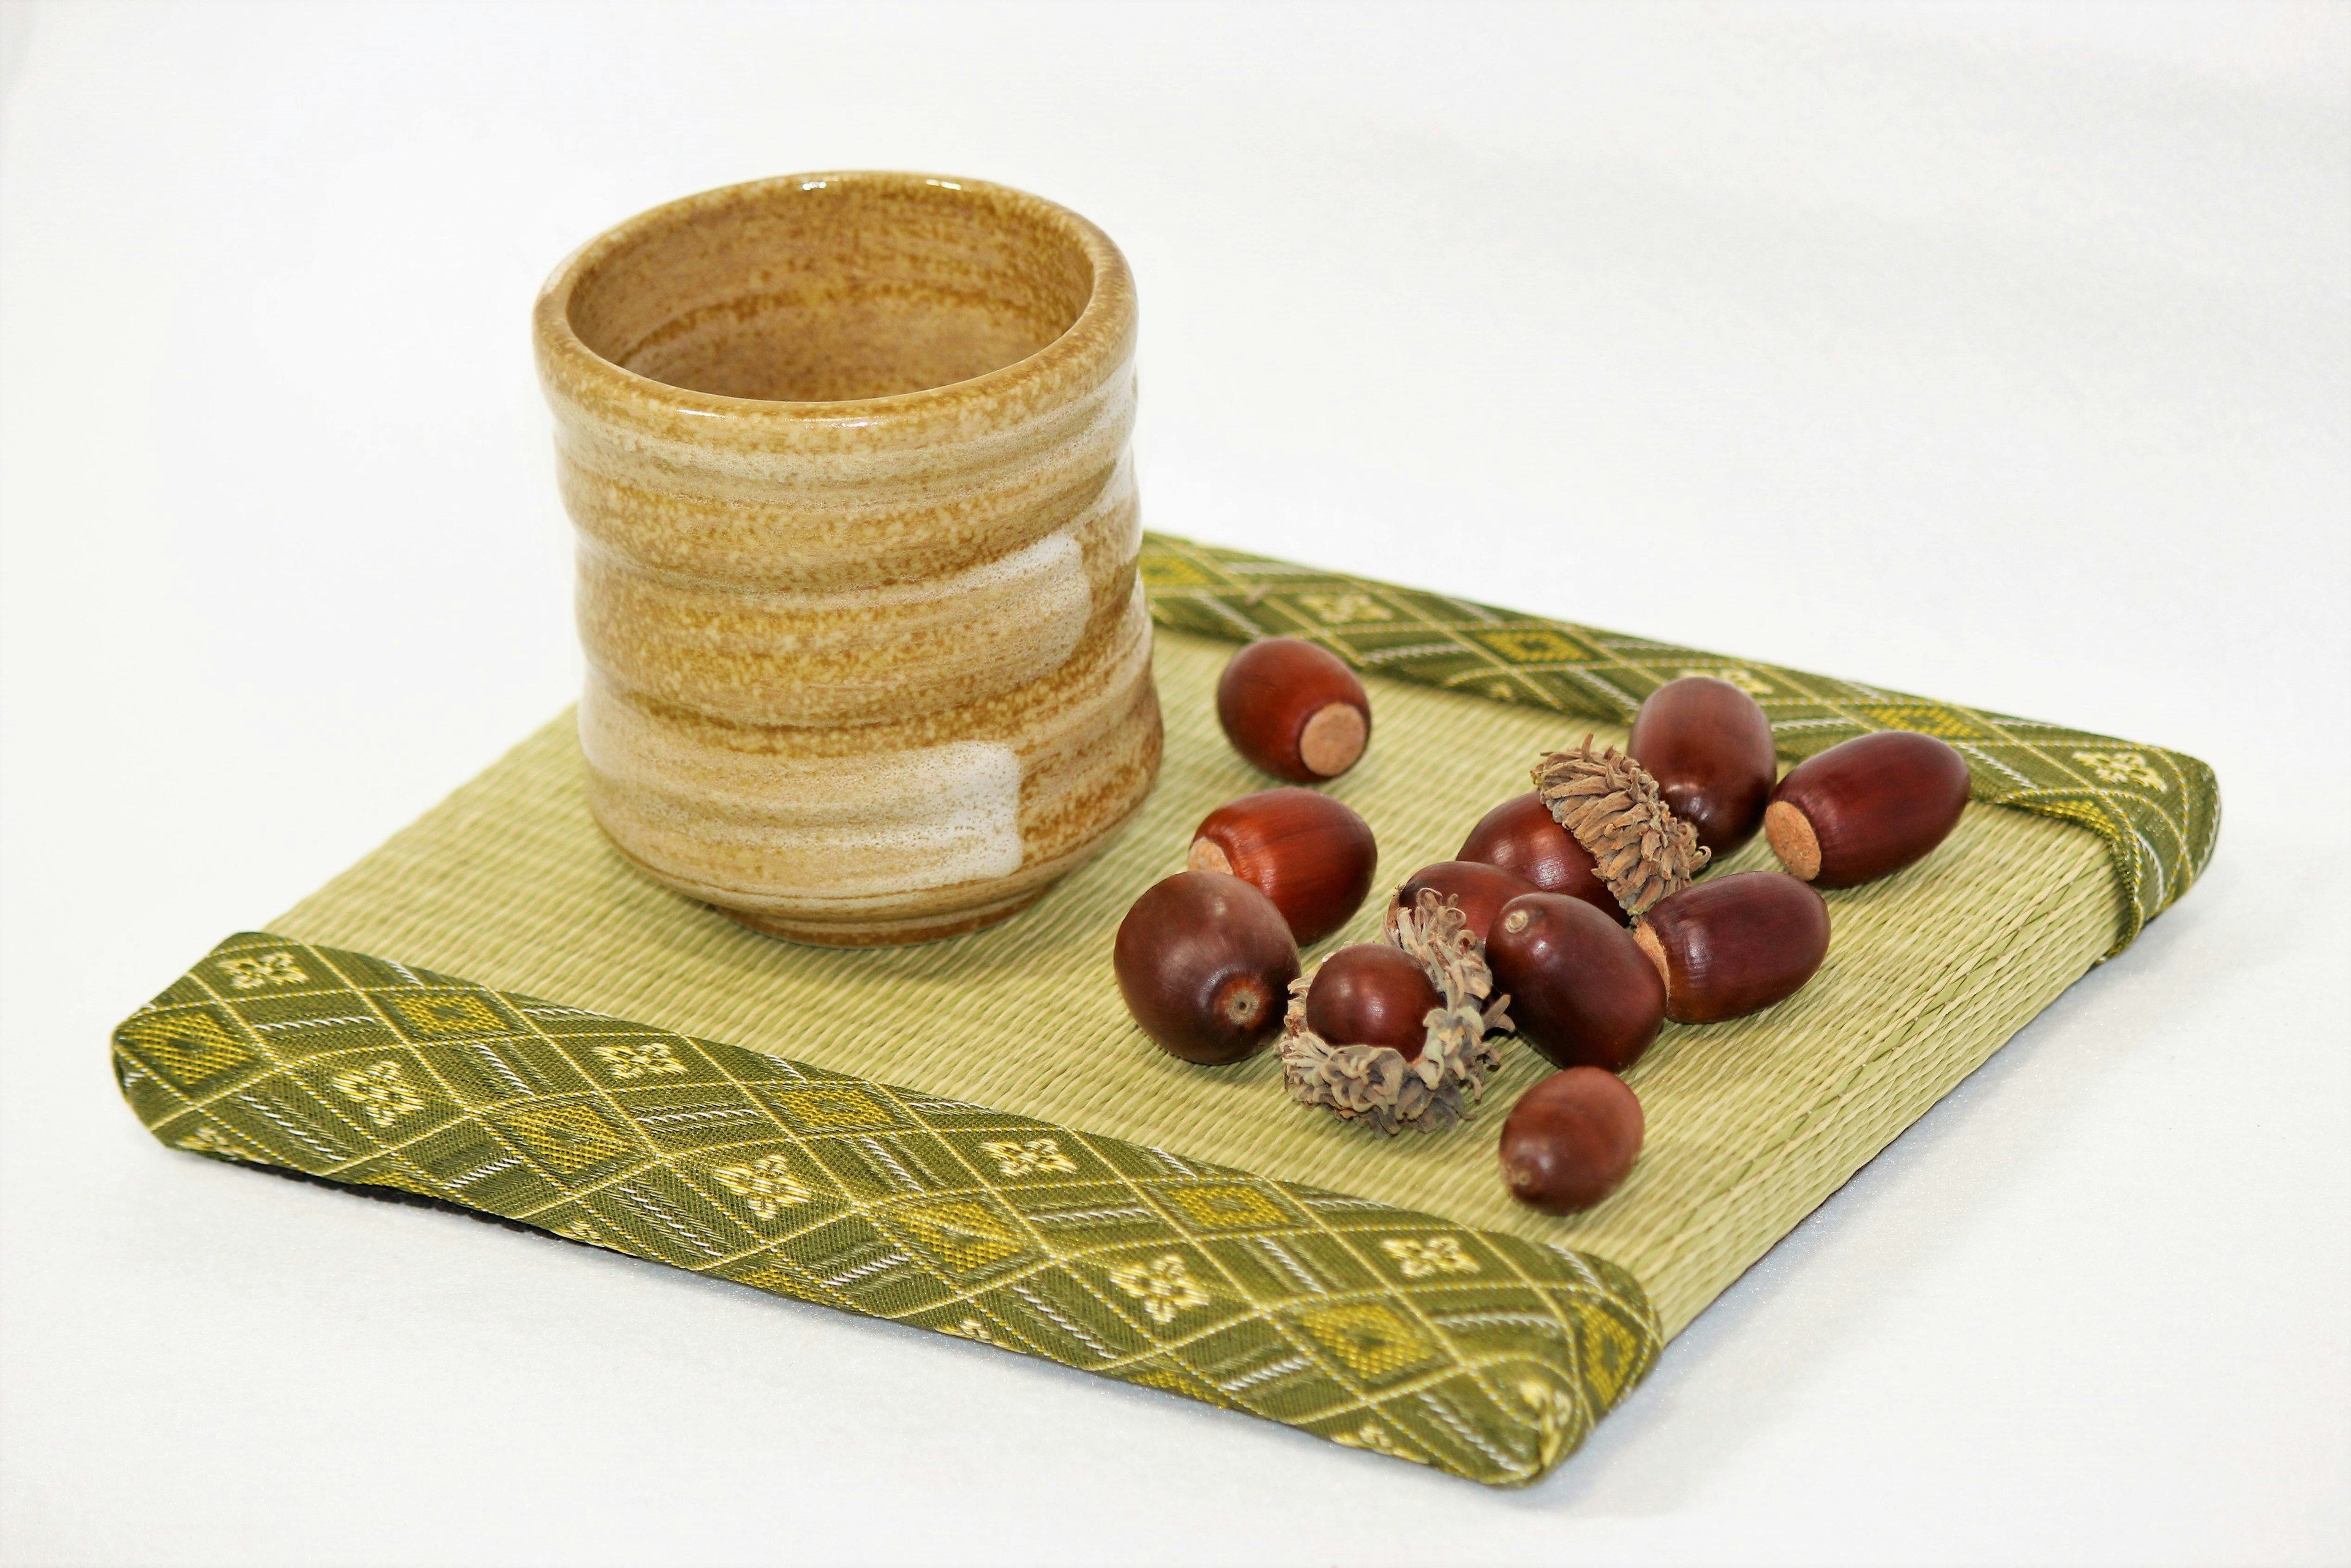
[{"left": 533, "top": 171, "right": 1135, "bottom": 443}]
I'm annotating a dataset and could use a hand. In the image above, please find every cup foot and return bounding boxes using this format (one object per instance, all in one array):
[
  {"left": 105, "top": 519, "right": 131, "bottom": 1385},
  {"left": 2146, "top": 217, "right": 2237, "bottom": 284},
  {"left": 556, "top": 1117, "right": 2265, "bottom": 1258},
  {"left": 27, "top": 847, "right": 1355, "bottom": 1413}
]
[{"left": 717, "top": 887, "right": 1053, "bottom": 948}]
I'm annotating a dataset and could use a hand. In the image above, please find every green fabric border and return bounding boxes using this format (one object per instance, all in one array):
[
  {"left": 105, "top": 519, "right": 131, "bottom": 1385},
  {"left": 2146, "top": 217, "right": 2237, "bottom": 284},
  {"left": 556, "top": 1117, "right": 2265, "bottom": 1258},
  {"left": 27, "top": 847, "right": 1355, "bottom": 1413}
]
[
  {"left": 115, "top": 934, "right": 1662, "bottom": 1488},
  {"left": 1139, "top": 532, "right": 2218, "bottom": 955}
]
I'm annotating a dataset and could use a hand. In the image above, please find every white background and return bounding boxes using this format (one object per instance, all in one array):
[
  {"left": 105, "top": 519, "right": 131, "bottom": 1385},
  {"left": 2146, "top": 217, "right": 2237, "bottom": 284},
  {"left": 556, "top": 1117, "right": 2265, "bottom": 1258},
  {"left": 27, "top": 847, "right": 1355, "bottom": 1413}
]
[{"left": 3, "top": 3, "right": 2347, "bottom": 1564}]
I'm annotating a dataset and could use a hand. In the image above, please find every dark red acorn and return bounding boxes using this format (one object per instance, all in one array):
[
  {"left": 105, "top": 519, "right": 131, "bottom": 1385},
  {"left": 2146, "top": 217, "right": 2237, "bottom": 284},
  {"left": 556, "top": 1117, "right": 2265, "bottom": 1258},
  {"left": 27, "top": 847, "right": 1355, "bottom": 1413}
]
[
  {"left": 1216, "top": 637, "right": 1372, "bottom": 782},
  {"left": 1391, "top": 860, "right": 1537, "bottom": 950},
  {"left": 1305, "top": 943, "right": 1442, "bottom": 1060},
  {"left": 1629, "top": 676, "right": 1778, "bottom": 857},
  {"left": 1633, "top": 871, "right": 1829, "bottom": 1024},
  {"left": 1458, "top": 792, "right": 1620, "bottom": 923},
  {"left": 1486, "top": 893, "right": 1665, "bottom": 1073},
  {"left": 1765, "top": 730, "right": 1971, "bottom": 888},
  {"left": 1114, "top": 871, "right": 1300, "bottom": 1064},
  {"left": 1189, "top": 788, "right": 1378, "bottom": 945},
  {"left": 1500, "top": 1068, "right": 1646, "bottom": 1215}
]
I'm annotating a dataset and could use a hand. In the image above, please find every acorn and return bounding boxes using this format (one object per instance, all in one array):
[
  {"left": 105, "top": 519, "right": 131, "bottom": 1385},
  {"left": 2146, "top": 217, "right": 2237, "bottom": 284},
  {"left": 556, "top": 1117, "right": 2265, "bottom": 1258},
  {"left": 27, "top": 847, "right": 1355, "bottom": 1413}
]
[
  {"left": 1765, "top": 731, "right": 1971, "bottom": 888},
  {"left": 1629, "top": 676, "right": 1778, "bottom": 857},
  {"left": 1531, "top": 737, "right": 1711, "bottom": 917},
  {"left": 1486, "top": 893, "right": 1665, "bottom": 1073},
  {"left": 1281, "top": 890, "right": 1510, "bottom": 1135},
  {"left": 1633, "top": 871, "right": 1829, "bottom": 1025},
  {"left": 1499, "top": 1068, "right": 1645, "bottom": 1215},
  {"left": 1305, "top": 944, "right": 1442, "bottom": 1060},
  {"left": 1389, "top": 859, "right": 1536, "bottom": 950},
  {"left": 1457, "top": 793, "right": 1619, "bottom": 923},
  {"left": 1114, "top": 871, "right": 1300, "bottom": 1065},
  {"left": 1188, "top": 788, "right": 1377, "bottom": 945},
  {"left": 1216, "top": 637, "right": 1372, "bottom": 782}
]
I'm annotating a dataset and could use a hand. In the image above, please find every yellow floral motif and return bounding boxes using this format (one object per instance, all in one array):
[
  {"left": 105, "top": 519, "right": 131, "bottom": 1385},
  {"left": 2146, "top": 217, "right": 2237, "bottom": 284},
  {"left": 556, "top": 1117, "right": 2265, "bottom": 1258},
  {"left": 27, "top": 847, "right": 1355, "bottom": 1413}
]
[
  {"left": 979, "top": 1137, "right": 1079, "bottom": 1178},
  {"left": 1381, "top": 1235, "right": 1480, "bottom": 1278},
  {"left": 329, "top": 1059, "right": 426, "bottom": 1127},
  {"left": 1297, "top": 592, "right": 1392, "bottom": 625},
  {"left": 1108, "top": 1253, "right": 1210, "bottom": 1326},
  {"left": 174, "top": 1123, "right": 258, "bottom": 1160},
  {"left": 710, "top": 1153, "right": 813, "bottom": 1220},
  {"left": 219, "top": 951, "right": 308, "bottom": 989},
  {"left": 2074, "top": 749, "right": 2165, "bottom": 790},
  {"left": 1676, "top": 666, "right": 1772, "bottom": 697},
  {"left": 591, "top": 1040, "right": 686, "bottom": 1079}
]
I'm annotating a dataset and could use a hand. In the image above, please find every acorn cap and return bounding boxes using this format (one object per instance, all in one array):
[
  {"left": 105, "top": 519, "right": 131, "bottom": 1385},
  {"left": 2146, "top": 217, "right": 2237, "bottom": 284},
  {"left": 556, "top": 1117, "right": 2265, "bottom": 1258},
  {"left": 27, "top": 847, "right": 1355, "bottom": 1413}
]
[
  {"left": 1281, "top": 890, "right": 1512, "bottom": 1135},
  {"left": 1531, "top": 737, "right": 1710, "bottom": 917}
]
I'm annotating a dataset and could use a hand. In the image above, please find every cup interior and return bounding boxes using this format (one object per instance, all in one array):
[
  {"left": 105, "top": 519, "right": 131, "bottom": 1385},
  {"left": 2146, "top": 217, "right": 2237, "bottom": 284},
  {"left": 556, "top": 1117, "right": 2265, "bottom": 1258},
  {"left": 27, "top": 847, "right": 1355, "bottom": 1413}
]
[{"left": 564, "top": 176, "right": 1097, "bottom": 403}]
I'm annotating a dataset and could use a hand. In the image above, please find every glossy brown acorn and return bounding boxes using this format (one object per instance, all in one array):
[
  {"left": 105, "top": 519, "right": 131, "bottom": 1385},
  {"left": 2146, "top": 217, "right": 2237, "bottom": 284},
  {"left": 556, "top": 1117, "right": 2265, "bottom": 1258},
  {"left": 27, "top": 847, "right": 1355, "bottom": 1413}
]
[
  {"left": 1305, "top": 943, "right": 1442, "bottom": 1060},
  {"left": 1499, "top": 1068, "right": 1646, "bottom": 1215},
  {"left": 1114, "top": 871, "right": 1301, "bottom": 1065},
  {"left": 1765, "top": 730, "right": 1971, "bottom": 888},
  {"left": 1633, "top": 871, "right": 1829, "bottom": 1024},
  {"left": 1188, "top": 788, "right": 1378, "bottom": 945},
  {"left": 1629, "top": 676, "right": 1778, "bottom": 857},
  {"left": 1458, "top": 792, "right": 1621, "bottom": 923},
  {"left": 1391, "top": 860, "right": 1537, "bottom": 950},
  {"left": 1216, "top": 637, "right": 1372, "bottom": 782},
  {"left": 1487, "top": 893, "right": 1666, "bottom": 1073}
]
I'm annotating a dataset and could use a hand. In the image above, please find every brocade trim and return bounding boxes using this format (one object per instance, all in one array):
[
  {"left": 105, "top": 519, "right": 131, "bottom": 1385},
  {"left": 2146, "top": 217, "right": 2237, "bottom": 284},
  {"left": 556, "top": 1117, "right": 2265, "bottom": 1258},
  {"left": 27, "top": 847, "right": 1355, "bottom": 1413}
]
[{"left": 116, "top": 934, "right": 1663, "bottom": 1488}]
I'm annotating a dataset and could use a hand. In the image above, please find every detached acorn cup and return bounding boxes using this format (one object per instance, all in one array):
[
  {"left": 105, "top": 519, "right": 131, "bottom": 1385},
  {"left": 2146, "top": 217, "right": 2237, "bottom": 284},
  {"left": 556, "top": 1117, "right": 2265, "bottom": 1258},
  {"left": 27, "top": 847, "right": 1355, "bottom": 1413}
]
[
  {"left": 1282, "top": 890, "right": 1510, "bottom": 1134},
  {"left": 1217, "top": 637, "right": 1371, "bottom": 782},
  {"left": 1766, "top": 730, "right": 1971, "bottom": 888},
  {"left": 1629, "top": 676, "right": 1778, "bottom": 857}
]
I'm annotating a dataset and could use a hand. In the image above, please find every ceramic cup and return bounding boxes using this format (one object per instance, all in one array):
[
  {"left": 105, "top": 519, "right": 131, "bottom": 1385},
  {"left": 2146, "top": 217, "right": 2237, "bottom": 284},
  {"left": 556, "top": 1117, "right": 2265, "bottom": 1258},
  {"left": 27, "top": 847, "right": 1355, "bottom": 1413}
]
[{"left": 533, "top": 173, "right": 1161, "bottom": 945}]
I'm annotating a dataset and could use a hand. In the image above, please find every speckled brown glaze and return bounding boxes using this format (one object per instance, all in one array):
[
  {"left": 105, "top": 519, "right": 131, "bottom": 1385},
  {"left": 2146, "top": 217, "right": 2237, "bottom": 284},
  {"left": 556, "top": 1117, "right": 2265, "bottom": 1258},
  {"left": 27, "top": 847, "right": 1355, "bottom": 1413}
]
[{"left": 534, "top": 173, "right": 1161, "bottom": 945}]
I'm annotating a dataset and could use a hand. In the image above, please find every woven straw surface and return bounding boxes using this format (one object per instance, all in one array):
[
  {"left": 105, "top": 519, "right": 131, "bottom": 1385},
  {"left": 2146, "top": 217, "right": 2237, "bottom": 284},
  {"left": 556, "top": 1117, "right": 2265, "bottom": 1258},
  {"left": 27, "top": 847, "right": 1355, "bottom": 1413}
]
[{"left": 274, "top": 629, "right": 2118, "bottom": 1337}]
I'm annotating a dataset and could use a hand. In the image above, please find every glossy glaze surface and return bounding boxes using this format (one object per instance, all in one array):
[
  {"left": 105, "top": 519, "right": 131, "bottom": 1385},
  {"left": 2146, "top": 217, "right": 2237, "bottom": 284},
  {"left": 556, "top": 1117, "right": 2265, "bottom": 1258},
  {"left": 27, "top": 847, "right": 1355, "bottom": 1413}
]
[{"left": 536, "top": 173, "right": 1160, "bottom": 943}]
